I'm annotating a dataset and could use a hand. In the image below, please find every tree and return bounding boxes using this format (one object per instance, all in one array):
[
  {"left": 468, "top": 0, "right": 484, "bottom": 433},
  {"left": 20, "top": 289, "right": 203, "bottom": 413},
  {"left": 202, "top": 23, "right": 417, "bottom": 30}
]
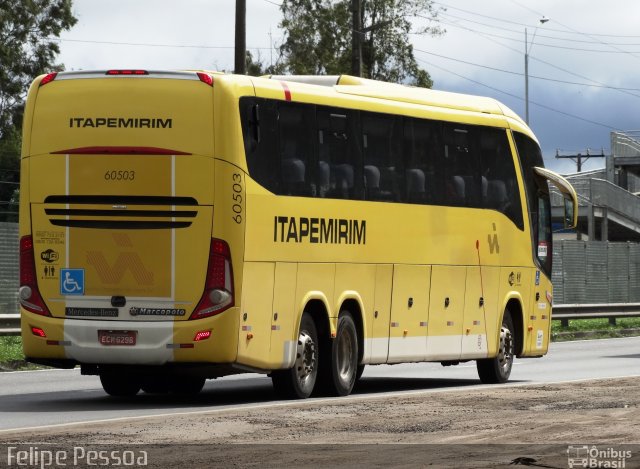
[
  {"left": 0, "top": 0, "right": 76, "bottom": 220},
  {"left": 277, "top": 0, "right": 443, "bottom": 87},
  {"left": 0, "top": 0, "right": 77, "bottom": 135},
  {"left": 244, "top": 50, "right": 285, "bottom": 77}
]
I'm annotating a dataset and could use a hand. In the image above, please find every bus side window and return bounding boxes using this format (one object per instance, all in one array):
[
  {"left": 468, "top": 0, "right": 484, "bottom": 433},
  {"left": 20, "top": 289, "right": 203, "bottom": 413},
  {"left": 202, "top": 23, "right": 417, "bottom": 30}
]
[
  {"left": 317, "top": 107, "right": 361, "bottom": 200},
  {"left": 241, "top": 98, "right": 280, "bottom": 194},
  {"left": 278, "top": 103, "right": 315, "bottom": 197},
  {"left": 442, "top": 124, "right": 482, "bottom": 208},
  {"left": 480, "top": 128, "right": 524, "bottom": 230},
  {"left": 403, "top": 118, "right": 440, "bottom": 204},
  {"left": 362, "top": 112, "right": 402, "bottom": 202}
]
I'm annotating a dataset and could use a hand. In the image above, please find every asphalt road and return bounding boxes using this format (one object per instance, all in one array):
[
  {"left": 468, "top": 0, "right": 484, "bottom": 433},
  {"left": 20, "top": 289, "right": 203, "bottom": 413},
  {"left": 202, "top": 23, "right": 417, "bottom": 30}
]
[{"left": 0, "top": 336, "right": 639, "bottom": 433}]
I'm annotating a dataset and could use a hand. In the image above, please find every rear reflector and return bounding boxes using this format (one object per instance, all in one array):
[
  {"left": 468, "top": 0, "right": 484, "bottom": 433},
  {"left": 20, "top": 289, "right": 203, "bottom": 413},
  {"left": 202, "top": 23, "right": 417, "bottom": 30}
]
[
  {"left": 194, "top": 330, "right": 212, "bottom": 341},
  {"left": 31, "top": 327, "right": 46, "bottom": 338},
  {"left": 106, "top": 70, "right": 149, "bottom": 76},
  {"left": 47, "top": 340, "right": 71, "bottom": 346},
  {"left": 39, "top": 73, "right": 58, "bottom": 87}
]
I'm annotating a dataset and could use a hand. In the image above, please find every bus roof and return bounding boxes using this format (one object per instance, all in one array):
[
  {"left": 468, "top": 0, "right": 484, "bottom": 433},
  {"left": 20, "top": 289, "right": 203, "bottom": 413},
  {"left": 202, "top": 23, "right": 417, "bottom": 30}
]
[{"left": 261, "top": 73, "right": 532, "bottom": 138}]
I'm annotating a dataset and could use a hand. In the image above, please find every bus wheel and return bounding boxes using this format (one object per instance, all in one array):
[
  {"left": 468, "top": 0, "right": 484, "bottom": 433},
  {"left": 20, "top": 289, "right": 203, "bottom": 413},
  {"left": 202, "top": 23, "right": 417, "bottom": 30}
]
[
  {"left": 99, "top": 371, "right": 141, "bottom": 397},
  {"left": 477, "top": 312, "right": 514, "bottom": 384},
  {"left": 272, "top": 312, "right": 318, "bottom": 399},
  {"left": 327, "top": 312, "right": 358, "bottom": 396},
  {"left": 356, "top": 364, "right": 365, "bottom": 381}
]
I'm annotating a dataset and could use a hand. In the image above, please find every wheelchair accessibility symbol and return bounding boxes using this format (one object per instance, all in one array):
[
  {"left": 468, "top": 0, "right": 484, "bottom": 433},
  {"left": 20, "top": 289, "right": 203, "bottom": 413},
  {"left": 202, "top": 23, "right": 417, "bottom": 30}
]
[{"left": 60, "top": 269, "right": 85, "bottom": 295}]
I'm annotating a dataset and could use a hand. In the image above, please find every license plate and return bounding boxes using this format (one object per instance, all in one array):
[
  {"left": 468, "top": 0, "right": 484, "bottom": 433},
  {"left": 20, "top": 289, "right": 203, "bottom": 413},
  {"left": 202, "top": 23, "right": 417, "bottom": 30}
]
[{"left": 98, "top": 330, "right": 137, "bottom": 346}]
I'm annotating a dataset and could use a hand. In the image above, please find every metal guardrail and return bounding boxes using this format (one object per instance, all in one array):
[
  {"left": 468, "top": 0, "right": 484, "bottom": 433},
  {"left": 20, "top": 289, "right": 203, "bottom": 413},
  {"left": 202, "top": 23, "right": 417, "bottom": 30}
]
[
  {"left": 0, "top": 314, "right": 20, "bottom": 336},
  {"left": 553, "top": 303, "right": 640, "bottom": 319},
  {"left": 2, "top": 305, "right": 640, "bottom": 336},
  {"left": 612, "top": 130, "right": 640, "bottom": 158}
]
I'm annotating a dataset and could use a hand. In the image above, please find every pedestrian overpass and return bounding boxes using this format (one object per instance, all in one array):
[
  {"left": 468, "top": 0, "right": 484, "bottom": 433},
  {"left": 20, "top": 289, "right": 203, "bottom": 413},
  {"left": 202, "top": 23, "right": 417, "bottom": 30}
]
[{"left": 551, "top": 130, "right": 640, "bottom": 241}]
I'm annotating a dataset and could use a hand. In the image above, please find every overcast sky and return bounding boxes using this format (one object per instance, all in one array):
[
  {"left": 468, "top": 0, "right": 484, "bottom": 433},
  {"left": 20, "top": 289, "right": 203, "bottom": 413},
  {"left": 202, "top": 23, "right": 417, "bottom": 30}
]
[{"left": 55, "top": 0, "right": 640, "bottom": 174}]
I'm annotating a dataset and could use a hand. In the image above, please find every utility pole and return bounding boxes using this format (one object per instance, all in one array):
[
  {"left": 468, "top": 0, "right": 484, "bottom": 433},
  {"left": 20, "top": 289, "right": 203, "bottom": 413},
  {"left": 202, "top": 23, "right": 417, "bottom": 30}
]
[
  {"left": 524, "top": 16, "right": 549, "bottom": 125},
  {"left": 234, "top": 0, "right": 246, "bottom": 75},
  {"left": 555, "top": 148, "right": 606, "bottom": 173},
  {"left": 351, "top": 0, "right": 362, "bottom": 77},
  {"left": 524, "top": 28, "right": 529, "bottom": 124}
]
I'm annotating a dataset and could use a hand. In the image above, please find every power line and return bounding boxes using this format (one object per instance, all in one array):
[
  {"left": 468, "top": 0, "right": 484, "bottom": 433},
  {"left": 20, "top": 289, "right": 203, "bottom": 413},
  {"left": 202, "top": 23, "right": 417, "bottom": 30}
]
[
  {"left": 438, "top": 14, "right": 640, "bottom": 53},
  {"left": 417, "top": 58, "right": 619, "bottom": 131},
  {"left": 414, "top": 48, "right": 640, "bottom": 91},
  {"left": 429, "top": 15, "right": 640, "bottom": 101},
  {"left": 51, "top": 37, "right": 274, "bottom": 51},
  {"left": 507, "top": 0, "right": 640, "bottom": 62},
  {"left": 438, "top": 11, "right": 640, "bottom": 46},
  {"left": 433, "top": 1, "right": 640, "bottom": 38}
]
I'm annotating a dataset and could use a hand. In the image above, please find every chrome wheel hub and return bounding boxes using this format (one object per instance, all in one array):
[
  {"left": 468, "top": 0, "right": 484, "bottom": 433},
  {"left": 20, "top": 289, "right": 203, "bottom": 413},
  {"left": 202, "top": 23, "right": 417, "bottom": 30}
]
[{"left": 295, "top": 331, "right": 316, "bottom": 385}]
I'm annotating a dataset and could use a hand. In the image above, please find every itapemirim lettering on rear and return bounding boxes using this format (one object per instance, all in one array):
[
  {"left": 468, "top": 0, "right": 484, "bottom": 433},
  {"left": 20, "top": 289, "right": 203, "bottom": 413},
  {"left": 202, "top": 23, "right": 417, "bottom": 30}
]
[{"left": 69, "top": 117, "right": 172, "bottom": 129}]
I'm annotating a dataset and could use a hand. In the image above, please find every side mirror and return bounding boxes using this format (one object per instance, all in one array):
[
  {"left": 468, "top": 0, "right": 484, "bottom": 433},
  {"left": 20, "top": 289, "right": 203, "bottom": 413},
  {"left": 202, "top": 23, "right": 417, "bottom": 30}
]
[{"left": 534, "top": 167, "right": 578, "bottom": 229}]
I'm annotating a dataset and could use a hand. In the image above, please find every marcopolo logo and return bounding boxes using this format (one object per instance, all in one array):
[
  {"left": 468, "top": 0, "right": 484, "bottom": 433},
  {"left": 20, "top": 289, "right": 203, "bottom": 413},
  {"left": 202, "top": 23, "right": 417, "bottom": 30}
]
[{"left": 567, "top": 445, "right": 632, "bottom": 468}]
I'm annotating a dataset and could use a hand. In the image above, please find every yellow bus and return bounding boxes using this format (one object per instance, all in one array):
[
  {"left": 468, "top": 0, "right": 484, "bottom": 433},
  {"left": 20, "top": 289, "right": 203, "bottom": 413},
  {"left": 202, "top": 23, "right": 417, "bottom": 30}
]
[{"left": 19, "top": 70, "right": 577, "bottom": 398}]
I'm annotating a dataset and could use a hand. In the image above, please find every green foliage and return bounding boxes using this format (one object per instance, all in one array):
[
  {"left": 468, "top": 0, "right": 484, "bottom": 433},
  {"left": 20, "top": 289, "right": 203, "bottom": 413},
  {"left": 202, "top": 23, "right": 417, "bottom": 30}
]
[
  {"left": 0, "top": 122, "right": 20, "bottom": 221},
  {"left": 244, "top": 50, "right": 285, "bottom": 77},
  {"left": 0, "top": 0, "right": 77, "bottom": 135},
  {"left": 0, "top": 0, "right": 76, "bottom": 221},
  {"left": 0, "top": 336, "right": 24, "bottom": 362},
  {"left": 277, "top": 0, "right": 443, "bottom": 87},
  {"left": 551, "top": 317, "right": 640, "bottom": 342}
]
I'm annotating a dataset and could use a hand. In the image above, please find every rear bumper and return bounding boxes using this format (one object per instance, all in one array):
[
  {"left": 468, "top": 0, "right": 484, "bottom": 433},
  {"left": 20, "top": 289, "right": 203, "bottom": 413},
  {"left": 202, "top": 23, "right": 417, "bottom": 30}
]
[
  {"left": 64, "top": 319, "right": 173, "bottom": 365},
  {"left": 21, "top": 307, "right": 240, "bottom": 366}
]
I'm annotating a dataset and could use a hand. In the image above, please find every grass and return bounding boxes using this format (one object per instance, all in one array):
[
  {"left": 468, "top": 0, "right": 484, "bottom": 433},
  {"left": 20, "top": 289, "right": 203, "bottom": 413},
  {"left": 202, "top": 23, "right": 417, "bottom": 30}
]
[
  {"left": 551, "top": 317, "right": 640, "bottom": 342},
  {"left": 0, "top": 335, "right": 32, "bottom": 371}
]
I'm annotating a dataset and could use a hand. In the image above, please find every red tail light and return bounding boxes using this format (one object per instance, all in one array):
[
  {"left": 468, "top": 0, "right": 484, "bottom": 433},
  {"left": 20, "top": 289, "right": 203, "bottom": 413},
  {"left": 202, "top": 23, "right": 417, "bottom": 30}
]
[
  {"left": 19, "top": 236, "right": 51, "bottom": 316},
  {"left": 190, "top": 239, "right": 234, "bottom": 319},
  {"left": 106, "top": 70, "right": 149, "bottom": 76},
  {"left": 39, "top": 73, "right": 57, "bottom": 87},
  {"left": 197, "top": 72, "right": 213, "bottom": 86}
]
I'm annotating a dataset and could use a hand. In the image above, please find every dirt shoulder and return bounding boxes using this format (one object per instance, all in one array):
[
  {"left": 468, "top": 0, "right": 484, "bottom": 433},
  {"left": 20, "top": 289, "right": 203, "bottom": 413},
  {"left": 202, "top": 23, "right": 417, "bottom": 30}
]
[{"left": 2, "top": 377, "right": 638, "bottom": 445}]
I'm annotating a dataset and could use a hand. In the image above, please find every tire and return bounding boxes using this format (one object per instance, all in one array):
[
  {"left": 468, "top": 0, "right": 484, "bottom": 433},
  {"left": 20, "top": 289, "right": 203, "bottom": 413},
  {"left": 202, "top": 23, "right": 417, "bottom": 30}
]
[
  {"left": 356, "top": 364, "right": 365, "bottom": 381},
  {"left": 100, "top": 372, "right": 141, "bottom": 397},
  {"left": 325, "top": 312, "right": 359, "bottom": 396},
  {"left": 477, "top": 312, "right": 515, "bottom": 384},
  {"left": 272, "top": 312, "right": 319, "bottom": 399}
]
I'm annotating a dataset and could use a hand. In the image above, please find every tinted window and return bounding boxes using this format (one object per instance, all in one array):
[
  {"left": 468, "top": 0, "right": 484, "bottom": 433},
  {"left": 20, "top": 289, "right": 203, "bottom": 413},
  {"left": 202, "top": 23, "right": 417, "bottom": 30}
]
[
  {"left": 403, "top": 118, "right": 442, "bottom": 204},
  {"left": 479, "top": 127, "right": 523, "bottom": 229},
  {"left": 317, "top": 107, "right": 361, "bottom": 199},
  {"left": 362, "top": 113, "right": 402, "bottom": 201},
  {"left": 240, "top": 97, "right": 524, "bottom": 229},
  {"left": 514, "top": 132, "right": 551, "bottom": 274},
  {"left": 278, "top": 103, "right": 316, "bottom": 196}
]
